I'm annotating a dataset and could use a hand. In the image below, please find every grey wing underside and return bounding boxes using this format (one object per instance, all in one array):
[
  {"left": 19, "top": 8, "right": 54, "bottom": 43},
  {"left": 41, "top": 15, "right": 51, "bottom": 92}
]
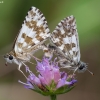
[{"left": 50, "top": 15, "right": 80, "bottom": 64}]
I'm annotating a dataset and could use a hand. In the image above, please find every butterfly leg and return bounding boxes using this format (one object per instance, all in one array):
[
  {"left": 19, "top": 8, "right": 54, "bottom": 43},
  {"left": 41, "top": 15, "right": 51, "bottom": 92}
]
[
  {"left": 29, "top": 54, "right": 41, "bottom": 61},
  {"left": 57, "top": 59, "right": 72, "bottom": 68},
  {"left": 73, "top": 67, "right": 78, "bottom": 75},
  {"left": 18, "top": 64, "right": 27, "bottom": 79},
  {"left": 57, "top": 58, "right": 68, "bottom": 63}
]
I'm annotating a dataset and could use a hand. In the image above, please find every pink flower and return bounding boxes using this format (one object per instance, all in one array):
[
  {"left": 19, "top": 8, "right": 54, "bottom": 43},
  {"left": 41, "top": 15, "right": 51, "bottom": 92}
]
[{"left": 19, "top": 57, "right": 77, "bottom": 95}]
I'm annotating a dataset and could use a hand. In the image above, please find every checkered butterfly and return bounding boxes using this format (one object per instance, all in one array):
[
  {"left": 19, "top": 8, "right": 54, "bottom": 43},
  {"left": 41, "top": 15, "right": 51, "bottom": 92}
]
[
  {"left": 4, "top": 7, "right": 50, "bottom": 73},
  {"left": 50, "top": 15, "right": 93, "bottom": 74}
]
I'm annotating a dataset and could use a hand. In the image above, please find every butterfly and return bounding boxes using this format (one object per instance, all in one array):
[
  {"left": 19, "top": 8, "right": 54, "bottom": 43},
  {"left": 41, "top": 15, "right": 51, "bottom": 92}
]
[
  {"left": 4, "top": 6, "right": 50, "bottom": 73},
  {"left": 49, "top": 15, "right": 93, "bottom": 74}
]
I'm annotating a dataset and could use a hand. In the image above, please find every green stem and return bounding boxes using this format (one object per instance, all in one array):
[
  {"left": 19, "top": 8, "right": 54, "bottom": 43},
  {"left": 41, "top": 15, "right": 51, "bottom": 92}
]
[{"left": 50, "top": 95, "right": 57, "bottom": 100}]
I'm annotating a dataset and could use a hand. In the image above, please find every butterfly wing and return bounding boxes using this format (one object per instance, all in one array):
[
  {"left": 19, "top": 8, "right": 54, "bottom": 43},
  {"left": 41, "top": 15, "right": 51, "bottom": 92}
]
[
  {"left": 13, "top": 7, "right": 50, "bottom": 54},
  {"left": 51, "top": 15, "right": 80, "bottom": 64}
]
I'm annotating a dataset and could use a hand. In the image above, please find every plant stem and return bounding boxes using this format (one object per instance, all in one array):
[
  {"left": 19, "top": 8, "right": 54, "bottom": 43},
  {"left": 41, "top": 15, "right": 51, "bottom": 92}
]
[{"left": 50, "top": 95, "right": 57, "bottom": 100}]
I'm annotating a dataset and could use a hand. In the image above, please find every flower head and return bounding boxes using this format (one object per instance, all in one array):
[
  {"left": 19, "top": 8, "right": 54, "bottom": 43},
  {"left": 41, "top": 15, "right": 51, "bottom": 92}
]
[{"left": 19, "top": 57, "right": 77, "bottom": 96}]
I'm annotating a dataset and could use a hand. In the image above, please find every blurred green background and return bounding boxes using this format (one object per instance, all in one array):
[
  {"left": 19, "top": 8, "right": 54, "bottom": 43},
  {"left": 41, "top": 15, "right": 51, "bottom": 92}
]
[{"left": 0, "top": 0, "right": 100, "bottom": 100}]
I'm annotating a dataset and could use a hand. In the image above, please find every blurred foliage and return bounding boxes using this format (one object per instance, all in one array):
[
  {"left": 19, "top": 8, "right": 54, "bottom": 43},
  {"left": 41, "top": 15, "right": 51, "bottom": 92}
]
[
  {"left": 0, "top": 0, "right": 100, "bottom": 100},
  {"left": 0, "top": 0, "right": 100, "bottom": 49}
]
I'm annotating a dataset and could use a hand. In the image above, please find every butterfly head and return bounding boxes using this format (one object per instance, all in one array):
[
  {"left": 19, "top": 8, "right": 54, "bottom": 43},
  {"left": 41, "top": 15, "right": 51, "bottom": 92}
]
[
  {"left": 4, "top": 51, "right": 21, "bottom": 65},
  {"left": 77, "top": 61, "right": 87, "bottom": 73},
  {"left": 4, "top": 53, "right": 14, "bottom": 64}
]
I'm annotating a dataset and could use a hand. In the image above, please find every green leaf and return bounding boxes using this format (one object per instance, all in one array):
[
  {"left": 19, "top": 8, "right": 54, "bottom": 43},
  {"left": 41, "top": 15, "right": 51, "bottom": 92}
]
[{"left": 55, "top": 85, "right": 75, "bottom": 94}]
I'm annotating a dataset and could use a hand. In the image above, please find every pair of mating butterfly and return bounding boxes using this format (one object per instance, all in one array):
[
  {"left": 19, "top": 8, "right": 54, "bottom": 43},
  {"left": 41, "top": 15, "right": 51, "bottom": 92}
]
[{"left": 4, "top": 6, "right": 92, "bottom": 75}]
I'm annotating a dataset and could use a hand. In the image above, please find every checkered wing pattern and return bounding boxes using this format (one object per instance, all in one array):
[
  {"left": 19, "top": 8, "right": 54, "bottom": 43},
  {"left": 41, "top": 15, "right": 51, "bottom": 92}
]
[
  {"left": 51, "top": 15, "right": 80, "bottom": 63},
  {"left": 13, "top": 6, "right": 50, "bottom": 54}
]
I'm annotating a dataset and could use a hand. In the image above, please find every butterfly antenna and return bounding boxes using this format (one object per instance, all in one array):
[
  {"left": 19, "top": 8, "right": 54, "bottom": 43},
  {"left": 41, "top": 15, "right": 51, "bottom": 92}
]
[{"left": 87, "top": 69, "right": 94, "bottom": 76}]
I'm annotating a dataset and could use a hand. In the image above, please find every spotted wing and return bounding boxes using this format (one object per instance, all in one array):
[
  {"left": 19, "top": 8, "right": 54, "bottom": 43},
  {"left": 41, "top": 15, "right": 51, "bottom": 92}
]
[
  {"left": 13, "top": 6, "right": 50, "bottom": 54},
  {"left": 51, "top": 15, "right": 80, "bottom": 63}
]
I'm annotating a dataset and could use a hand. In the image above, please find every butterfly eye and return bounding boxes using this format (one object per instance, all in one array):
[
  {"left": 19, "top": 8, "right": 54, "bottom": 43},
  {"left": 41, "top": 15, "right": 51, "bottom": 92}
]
[
  {"left": 79, "top": 66, "right": 84, "bottom": 70},
  {"left": 9, "top": 55, "right": 13, "bottom": 60},
  {"left": 79, "top": 64, "right": 86, "bottom": 70}
]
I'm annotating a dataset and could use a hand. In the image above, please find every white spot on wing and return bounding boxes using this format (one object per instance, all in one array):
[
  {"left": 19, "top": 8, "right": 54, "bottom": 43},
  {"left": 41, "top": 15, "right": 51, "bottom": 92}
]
[
  {"left": 63, "top": 37, "right": 71, "bottom": 44},
  {"left": 28, "top": 31, "right": 36, "bottom": 38},
  {"left": 37, "top": 20, "right": 43, "bottom": 26},
  {"left": 32, "top": 38, "right": 40, "bottom": 44},
  {"left": 23, "top": 42, "right": 27, "bottom": 47},
  {"left": 60, "top": 27, "right": 65, "bottom": 34},
  {"left": 18, "top": 38, "right": 24, "bottom": 43},
  {"left": 53, "top": 38, "right": 60, "bottom": 43},
  {"left": 58, "top": 44, "right": 64, "bottom": 50},
  {"left": 72, "top": 35, "right": 76, "bottom": 44}
]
